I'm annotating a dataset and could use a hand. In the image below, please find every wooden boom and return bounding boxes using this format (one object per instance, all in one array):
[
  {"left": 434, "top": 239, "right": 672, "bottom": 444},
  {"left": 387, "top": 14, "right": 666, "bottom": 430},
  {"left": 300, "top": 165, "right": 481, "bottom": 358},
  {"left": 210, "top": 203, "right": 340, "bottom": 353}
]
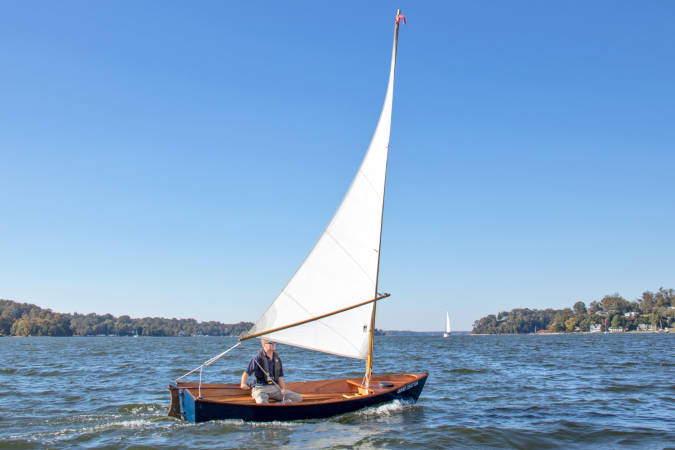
[{"left": 239, "top": 293, "right": 390, "bottom": 342}]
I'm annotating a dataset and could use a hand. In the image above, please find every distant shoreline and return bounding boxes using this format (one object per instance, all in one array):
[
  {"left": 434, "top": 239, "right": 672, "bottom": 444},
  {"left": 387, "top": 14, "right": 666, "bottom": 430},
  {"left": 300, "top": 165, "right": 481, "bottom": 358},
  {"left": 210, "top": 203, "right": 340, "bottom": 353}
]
[
  {"left": 472, "top": 289, "right": 674, "bottom": 334},
  {"left": 381, "top": 330, "right": 472, "bottom": 336},
  {"left": 0, "top": 298, "right": 252, "bottom": 337},
  {"left": 471, "top": 329, "right": 673, "bottom": 336},
  {"left": 4, "top": 328, "right": 673, "bottom": 338}
]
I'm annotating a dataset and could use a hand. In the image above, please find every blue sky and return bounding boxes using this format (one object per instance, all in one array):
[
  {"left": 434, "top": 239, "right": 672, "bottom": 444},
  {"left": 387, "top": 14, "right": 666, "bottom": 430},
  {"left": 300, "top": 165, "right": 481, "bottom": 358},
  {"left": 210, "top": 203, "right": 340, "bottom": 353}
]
[{"left": 1, "top": 1, "right": 673, "bottom": 331}]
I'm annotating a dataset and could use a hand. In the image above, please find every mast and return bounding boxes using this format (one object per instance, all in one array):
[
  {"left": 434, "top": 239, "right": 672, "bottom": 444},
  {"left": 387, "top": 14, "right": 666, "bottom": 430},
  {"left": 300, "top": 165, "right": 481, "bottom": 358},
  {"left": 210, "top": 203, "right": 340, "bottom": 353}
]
[{"left": 365, "top": 8, "right": 403, "bottom": 385}]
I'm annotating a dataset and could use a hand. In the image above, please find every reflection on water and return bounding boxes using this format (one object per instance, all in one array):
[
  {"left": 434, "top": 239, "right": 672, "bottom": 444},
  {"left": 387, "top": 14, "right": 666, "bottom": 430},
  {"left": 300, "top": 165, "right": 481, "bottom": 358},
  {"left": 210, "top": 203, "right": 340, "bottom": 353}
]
[{"left": 1, "top": 334, "right": 673, "bottom": 448}]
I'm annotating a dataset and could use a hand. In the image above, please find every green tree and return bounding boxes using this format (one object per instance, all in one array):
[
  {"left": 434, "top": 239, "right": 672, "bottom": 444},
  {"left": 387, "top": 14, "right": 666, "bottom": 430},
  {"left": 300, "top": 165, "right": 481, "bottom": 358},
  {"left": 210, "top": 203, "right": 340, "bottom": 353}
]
[
  {"left": 639, "top": 291, "right": 656, "bottom": 313},
  {"left": 655, "top": 288, "right": 675, "bottom": 308},
  {"left": 664, "top": 308, "right": 675, "bottom": 328},
  {"left": 472, "top": 315, "right": 498, "bottom": 334},
  {"left": 579, "top": 315, "right": 593, "bottom": 332},
  {"left": 573, "top": 301, "right": 587, "bottom": 315},
  {"left": 565, "top": 316, "right": 579, "bottom": 332},
  {"left": 610, "top": 314, "right": 623, "bottom": 329},
  {"left": 601, "top": 294, "right": 630, "bottom": 313},
  {"left": 623, "top": 315, "right": 638, "bottom": 331},
  {"left": 549, "top": 309, "right": 573, "bottom": 332},
  {"left": 0, "top": 312, "right": 13, "bottom": 335}
]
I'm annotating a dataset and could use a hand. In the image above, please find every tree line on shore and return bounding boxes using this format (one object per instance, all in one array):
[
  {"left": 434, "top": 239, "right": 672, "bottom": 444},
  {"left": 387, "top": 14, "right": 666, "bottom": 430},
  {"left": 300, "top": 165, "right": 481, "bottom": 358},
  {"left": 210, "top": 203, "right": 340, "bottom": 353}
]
[
  {"left": 0, "top": 299, "right": 252, "bottom": 337},
  {"left": 472, "top": 288, "right": 675, "bottom": 334}
]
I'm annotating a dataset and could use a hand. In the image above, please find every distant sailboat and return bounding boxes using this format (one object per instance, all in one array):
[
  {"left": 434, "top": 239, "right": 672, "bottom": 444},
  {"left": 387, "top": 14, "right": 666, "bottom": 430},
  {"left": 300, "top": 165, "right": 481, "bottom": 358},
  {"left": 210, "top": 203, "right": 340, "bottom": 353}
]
[{"left": 443, "top": 312, "right": 451, "bottom": 337}]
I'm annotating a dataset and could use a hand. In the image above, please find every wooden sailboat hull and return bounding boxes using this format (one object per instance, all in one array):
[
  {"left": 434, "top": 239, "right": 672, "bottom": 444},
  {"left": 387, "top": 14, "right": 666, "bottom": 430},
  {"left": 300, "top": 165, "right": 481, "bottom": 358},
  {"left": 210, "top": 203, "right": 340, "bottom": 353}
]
[{"left": 169, "top": 373, "right": 427, "bottom": 423}]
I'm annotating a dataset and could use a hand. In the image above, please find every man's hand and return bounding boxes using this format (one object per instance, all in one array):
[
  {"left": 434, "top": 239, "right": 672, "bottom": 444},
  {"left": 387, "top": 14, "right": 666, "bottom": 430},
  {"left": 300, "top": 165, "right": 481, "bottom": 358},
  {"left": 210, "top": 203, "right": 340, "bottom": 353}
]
[{"left": 240, "top": 371, "right": 250, "bottom": 390}]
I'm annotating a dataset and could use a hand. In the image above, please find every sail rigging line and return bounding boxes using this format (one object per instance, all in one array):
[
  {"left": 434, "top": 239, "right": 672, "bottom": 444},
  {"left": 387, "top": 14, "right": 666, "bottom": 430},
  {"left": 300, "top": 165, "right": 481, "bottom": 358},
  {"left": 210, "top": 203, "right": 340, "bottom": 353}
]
[
  {"left": 175, "top": 341, "right": 241, "bottom": 382},
  {"left": 199, "top": 366, "right": 203, "bottom": 398},
  {"left": 240, "top": 293, "right": 390, "bottom": 342}
]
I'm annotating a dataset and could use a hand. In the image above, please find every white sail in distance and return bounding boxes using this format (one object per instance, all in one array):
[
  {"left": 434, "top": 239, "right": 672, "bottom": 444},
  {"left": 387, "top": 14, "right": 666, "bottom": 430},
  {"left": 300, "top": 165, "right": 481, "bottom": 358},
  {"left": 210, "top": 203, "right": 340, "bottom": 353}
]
[
  {"left": 446, "top": 313, "right": 451, "bottom": 335},
  {"left": 246, "top": 18, "right": 401, "bottom": 360}
]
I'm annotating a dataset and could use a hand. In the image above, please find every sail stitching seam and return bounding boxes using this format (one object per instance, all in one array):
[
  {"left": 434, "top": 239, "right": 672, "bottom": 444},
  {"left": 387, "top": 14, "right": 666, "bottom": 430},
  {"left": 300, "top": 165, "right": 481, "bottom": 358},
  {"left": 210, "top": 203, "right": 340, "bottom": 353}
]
[
  {"left": 357, "top": 169, "right": 384, "bottom": 201},
  {"left": 325, "top": 229, "right": 376, "bottom": 286},
  {"left": 280, "top": 290, "right": 361, "bottom": 353}
]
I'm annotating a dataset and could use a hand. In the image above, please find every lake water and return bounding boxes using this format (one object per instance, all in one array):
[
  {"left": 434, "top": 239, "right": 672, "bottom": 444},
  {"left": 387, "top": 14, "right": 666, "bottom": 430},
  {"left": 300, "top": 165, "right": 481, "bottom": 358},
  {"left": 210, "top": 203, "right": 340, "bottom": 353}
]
[{"left": 1, "top": 334, "right": 673, "bottom": 448}]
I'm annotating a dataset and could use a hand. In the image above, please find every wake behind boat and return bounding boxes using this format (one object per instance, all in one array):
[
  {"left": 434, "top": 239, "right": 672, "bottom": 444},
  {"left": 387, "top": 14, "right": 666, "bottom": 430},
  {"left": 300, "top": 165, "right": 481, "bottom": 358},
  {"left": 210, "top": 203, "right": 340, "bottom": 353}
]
[{"left": 168, "top": 10, "right": 428, "bottom": 423}]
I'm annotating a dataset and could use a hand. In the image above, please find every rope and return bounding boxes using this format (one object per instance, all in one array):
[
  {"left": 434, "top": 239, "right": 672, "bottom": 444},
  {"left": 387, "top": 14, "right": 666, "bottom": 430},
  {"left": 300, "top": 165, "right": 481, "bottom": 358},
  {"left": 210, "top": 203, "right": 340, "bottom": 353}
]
[
  {"left": 361, "top": 372, "right": 369, "bottom": 389},
  {"left": 175, "top": 341, "right": 241, "bottom": 382},
  {"left": 199, "top": 367, "right": 203, "bottom": 398},
  {"left": 253, "top": 357, "right": 286, "bottom": 402}
]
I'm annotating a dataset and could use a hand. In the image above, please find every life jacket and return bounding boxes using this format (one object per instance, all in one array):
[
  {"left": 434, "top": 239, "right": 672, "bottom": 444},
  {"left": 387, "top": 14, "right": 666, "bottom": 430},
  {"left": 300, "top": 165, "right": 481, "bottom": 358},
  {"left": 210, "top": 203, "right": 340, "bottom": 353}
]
[{"left": 256, "top": 350, "right": 281, "bottom": 384}]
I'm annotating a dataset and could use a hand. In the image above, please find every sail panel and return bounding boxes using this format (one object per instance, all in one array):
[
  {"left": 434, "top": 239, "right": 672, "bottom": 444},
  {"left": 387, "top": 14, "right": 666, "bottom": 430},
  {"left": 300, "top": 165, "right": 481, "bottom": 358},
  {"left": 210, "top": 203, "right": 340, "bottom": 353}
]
[{"left": 247, "top": 22, "right": 400, "bottom": 360}]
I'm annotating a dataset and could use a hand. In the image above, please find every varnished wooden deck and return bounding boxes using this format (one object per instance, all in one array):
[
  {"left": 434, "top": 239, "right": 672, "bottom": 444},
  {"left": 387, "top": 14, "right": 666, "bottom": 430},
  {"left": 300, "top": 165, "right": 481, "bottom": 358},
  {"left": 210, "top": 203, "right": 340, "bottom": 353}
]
[{"left": 176, "top": 373, "right": 424, "bottom": 406}]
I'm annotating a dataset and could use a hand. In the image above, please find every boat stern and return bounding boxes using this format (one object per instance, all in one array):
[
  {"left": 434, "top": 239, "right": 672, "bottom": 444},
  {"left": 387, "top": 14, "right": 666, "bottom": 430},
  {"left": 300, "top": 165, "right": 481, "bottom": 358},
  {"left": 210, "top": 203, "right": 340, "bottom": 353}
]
[{"left": 168, "top": 382, "right": 197, "bottom": 422}]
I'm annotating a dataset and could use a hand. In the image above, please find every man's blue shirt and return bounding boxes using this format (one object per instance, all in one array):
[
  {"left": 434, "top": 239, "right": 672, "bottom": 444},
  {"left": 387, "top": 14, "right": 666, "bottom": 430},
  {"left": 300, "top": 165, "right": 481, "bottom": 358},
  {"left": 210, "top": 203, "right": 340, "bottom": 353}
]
[{"left": 245, "top": 352, "right": 284, "bottom": 386}]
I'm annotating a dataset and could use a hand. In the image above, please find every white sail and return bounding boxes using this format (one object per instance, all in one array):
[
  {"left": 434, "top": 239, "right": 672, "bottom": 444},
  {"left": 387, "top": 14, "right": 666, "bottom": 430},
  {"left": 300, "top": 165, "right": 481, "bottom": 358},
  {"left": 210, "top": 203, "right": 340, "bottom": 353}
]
[
  {"left": 246, "top": 18, "right": 401, "bottom": 360},
  {"left": 445, "top": 312, "right": 451, "bottom": 334}
]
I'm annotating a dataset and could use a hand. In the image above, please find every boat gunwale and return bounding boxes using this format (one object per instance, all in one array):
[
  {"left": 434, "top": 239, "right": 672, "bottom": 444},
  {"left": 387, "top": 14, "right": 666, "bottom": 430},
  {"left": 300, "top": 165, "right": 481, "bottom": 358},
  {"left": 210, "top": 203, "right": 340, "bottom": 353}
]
[{"left": 175, "top": 372, "right": 428, "bottom": 408}]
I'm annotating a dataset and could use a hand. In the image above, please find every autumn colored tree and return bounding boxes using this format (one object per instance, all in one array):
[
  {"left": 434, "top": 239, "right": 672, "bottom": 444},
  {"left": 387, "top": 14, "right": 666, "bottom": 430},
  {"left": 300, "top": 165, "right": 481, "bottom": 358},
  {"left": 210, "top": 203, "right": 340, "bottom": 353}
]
[{"left": 573, "top": 301, "right": 587, "bottom": 315}]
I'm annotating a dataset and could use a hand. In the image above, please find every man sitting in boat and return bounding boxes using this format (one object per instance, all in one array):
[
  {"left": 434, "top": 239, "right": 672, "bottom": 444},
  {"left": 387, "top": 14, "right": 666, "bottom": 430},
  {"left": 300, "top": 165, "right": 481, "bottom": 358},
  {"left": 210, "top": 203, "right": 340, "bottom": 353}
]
[{"left": 239, "top": 339, "right": 303, "bottom": 404}]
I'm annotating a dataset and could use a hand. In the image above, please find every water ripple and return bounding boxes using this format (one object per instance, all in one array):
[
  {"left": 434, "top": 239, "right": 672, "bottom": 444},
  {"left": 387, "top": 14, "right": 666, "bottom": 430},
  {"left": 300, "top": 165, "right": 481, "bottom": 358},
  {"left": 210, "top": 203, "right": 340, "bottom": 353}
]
[{"left": 0, "top": 334, "right": 673, "bottom": 448}]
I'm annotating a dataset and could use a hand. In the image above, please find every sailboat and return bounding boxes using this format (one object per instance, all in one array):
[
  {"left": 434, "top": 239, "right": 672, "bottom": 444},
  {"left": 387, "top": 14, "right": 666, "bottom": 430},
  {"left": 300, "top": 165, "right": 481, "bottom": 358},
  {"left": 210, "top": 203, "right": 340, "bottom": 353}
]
[
  {"left": 168, "top": 10, "right": 427, "bottom": 423},
  {"left": 443, "top": 312, "right": 451, "bottom": 337}
]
